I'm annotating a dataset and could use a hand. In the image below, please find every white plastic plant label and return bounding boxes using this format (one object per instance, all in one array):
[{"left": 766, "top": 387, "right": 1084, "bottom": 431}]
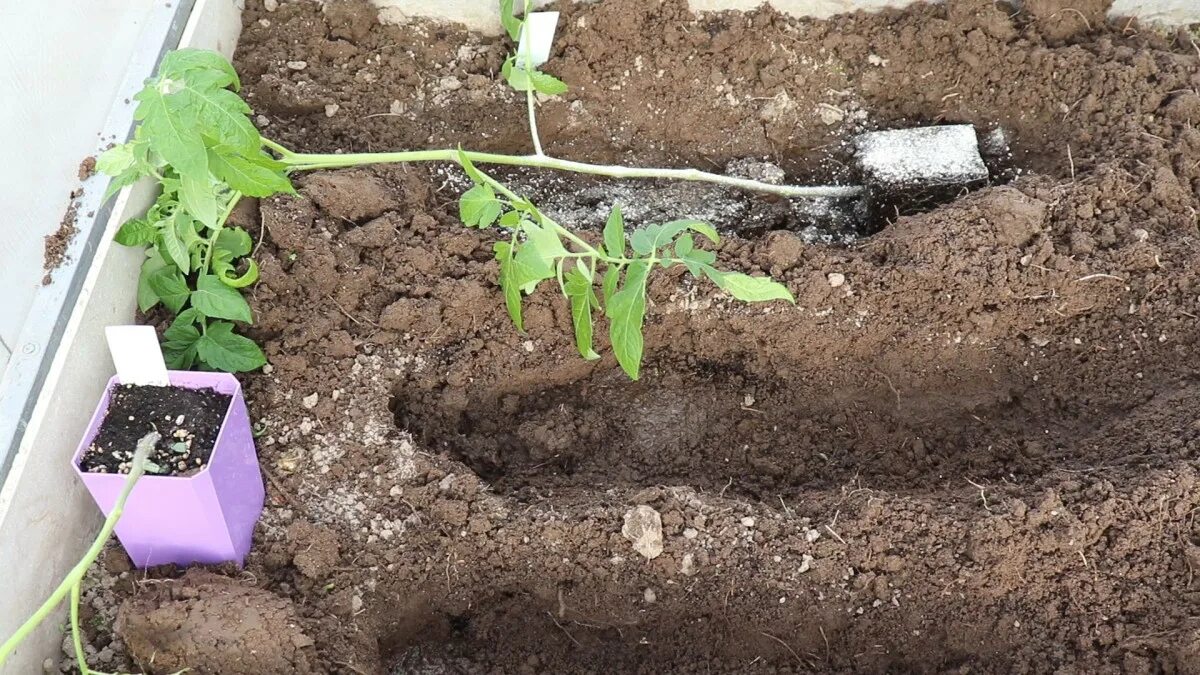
[
  {"left": 517, "top": 11, "right": 559, "bottom": 68},
  {"left": 105, "top": 325, "right": 169, "bottom": 386}
]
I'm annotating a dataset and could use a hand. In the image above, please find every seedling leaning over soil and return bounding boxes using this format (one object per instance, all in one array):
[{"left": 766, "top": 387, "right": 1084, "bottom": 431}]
[{"left": 99, "top": 1, "right": 856, "bottom": 379}]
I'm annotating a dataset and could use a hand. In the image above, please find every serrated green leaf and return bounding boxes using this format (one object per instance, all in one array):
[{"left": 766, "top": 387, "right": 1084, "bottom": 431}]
[
  {"left": 511, "top": 242, "right": 556, "bottom": 293},
  {"left": 503, "top": 59, "right": 534, "bottom": 91},
  {"left": 186, "top": 84, "right": 259, "bottom": 153},
  {"left": 500, "top": 0, "right": 522, "bottom": 40},
  {"left": 529, "top": 71, "right": 568, "bottom": 96},
  {"left": 196, "top": 321, "right": 266, "bottom": 372},
  {"left": 495, "top": 240, "right": 524, "bottom": 331},
  {"left": 216, "top": 258, "right": 260, "bottom": 288},
  {"left": 606, "top": 261, "right": 650, "bottom": 379},
  {"left": 114, "top": 218, "right": 157, "bottom": 246},
  {"left": 163, "top": 309, "right": 202, "bottom": 369},
  {"left": 604, "top": 204, "right": 625, "bottom": 258},
  {"left": 216, "top": 226, "right": 253, "bottom": 257},
  {"left": 148, "top": 267, "right": 189, "bottom": 313},
  {"left": 158, "top": 222, "right": 190, "bottom": 273},
  {"left": 135, "top": 83, "right": 209, "bottom": 179},
  {"left": 96, "top": 144, "right": 136, "bottom": 176},
  {"left": 180, "top": 173, "right": 218, "bottom": 228},
  {"left": 459, "top": 183, "right": 502, "bottom": 228},
  {"left": 191, "top": 274, "right": 253, "bottom": 322},
  {"left": 137, "top": 252, "right": 167, "bottom": 312},
  {"left": 208, "top": 149, "right": 293, "bottom": 197},
  {"left": 174, "top": 212, "right": 201, "bottom": 252},
  {"left": 159, "top": 49, "right": 240, "bottom": 91},
  {"left": 631, "top": 219, "right": 719, "bottom": 257},
  {"left": 521, "top": 219, "right": 567, "bottom": 262},
  {"left": 710, "top": 272, "right": 795, "bottom": 303},
  {"left": 601, "top": 265, "right": 619, "bottom": 306},
  {"left": 564, "top": 269, "right": 600, "bottom": 360},
  {"left": 103, "top": 170, "right": 142, "bottom": 203},
  {"left": 499, "top": 210, "right": 522, "bottom": 228}
]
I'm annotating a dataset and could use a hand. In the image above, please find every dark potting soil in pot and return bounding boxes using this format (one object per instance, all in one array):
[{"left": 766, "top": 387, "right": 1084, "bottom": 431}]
[
  {"left": 71, "top": 1, "right": 1200, "bottom": 674},
  {"left": 78, "top": 384, "right": 232, "bottom": 476}
]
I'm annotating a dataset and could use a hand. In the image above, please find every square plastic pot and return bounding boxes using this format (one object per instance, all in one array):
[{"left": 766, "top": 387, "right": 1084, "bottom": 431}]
[{"left": 71, "top": 371, "right": 264, "bottom": 568}]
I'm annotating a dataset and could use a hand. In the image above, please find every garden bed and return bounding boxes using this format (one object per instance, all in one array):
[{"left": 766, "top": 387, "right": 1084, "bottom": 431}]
[{"left": 74, "top": 0, "right": 1200, "bottom": 672}]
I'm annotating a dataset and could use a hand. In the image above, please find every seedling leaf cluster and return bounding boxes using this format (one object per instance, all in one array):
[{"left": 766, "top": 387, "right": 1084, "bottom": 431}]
[{"left": 98, "top": 2, "right": 802, "bottom": 379}]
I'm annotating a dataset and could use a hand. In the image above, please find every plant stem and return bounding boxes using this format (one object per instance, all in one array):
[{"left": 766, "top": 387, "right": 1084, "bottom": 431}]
[
  {"left": 200, "top": 191, "right": 243, "bottom": 273},
  {"left": 520, "top": 0, "right": 544, "bottom": 156},
  {"left": 0, "top": 433, "right": 158, "bottom": 669},
  {"left": 70, "top": 582, "right": 91, "bottom": 675},
  {"left": 278, "top": 147, "right": 862, "bottom": 199}
]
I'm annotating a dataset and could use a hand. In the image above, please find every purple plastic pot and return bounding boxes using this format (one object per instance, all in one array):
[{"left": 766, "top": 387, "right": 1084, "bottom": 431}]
[{"left": 71, "top": 371, "right": 264, "bottom": 568}]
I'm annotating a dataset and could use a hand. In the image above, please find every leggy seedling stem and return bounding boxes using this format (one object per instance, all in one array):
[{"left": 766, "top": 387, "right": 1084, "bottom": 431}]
[{"left": 0, "top": 433, "right": 160, "bottom": 671}]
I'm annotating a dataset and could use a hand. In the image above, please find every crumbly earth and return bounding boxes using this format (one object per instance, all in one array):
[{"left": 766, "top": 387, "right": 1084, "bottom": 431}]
[{"left": 71, "top": 0, "right": 1200, "bottom": 673}]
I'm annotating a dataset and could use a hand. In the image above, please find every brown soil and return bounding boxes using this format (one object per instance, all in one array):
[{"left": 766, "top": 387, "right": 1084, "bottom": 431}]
[
  {"left": 44, "top": 188, "right": 81, "bottom": 284},
  {"left": 73, "top": 0, "right": 1200, "bottom": 673},
  {"left": 77, "top": 155, "right": 96, "bottom": 181}
]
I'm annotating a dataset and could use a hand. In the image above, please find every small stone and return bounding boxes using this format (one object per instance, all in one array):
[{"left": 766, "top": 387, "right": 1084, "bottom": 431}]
[
  {"left": 805, "top": 528, "right": 821, "bottom": 543},
  {"left": 682, "top": 527, "right": 698, "bottom": 539},
  {"left": 1132, "top": 228, "right": 1149, "bottom": 242},
  {"left": 867, "top": 53, "right": 888, "bottom": 67},
  {"left": 389, "top": 485, "right": 402, "bottom": 497},
  {"left": 643, "top": 588, "right": 657, "bottom": 603},
  {"left": 175, "top": 414, "right": 186, "bottom": 425},
  {"left": 286, "top": 60, "right": 307, "bottom": 71},
  {"left": 827, "top": 272, "right": 846, "bottom": 288},
  {"left": 798, "top": 553, "right": 815, "bottom": 573},
  {"left": 263, "top": 0, "right": 278, "bottom": 11},
  {"left": 622, "top": 505, "right": 664, "bottom": 560},
  {"left": 818, "top": 105, "right": 845, "bottom": 126},
  {"left": 389, "top": 100, "right": 404, "bottom": 115},
  {"left": 324, "top": 103, "right": 340, "bottom": 118},
  {"left": 680, "top": 553, "right": 696, "bottom": 576},
  {"left": 302, "top": 393, "right": 319, "bottom": 409},
  {"left": 438, "top": 76, "right": 462, "bottom": 91},
  {"left": 523, "top": 340, "right": 535, "bottom": 353},
  {"left": 351, "top": 595, "right": 363, "bottom": 613},
  {"left": 262, "top": 363, "right": 274, "bottom": 374},
  {"left": 740, "top": 516, "right": 756, "bottom": 527}
]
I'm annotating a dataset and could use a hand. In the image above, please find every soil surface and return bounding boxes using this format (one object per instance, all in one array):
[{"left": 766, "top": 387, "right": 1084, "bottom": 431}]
[
  {"left": 69, "top": 0, "right": 1200, "bottom": 673},
  {"left": 79, "top": 384, "right": 232, "bottom": 476},
  {"left": 43, "top": 188, "right": 81, "bottom": 284}
]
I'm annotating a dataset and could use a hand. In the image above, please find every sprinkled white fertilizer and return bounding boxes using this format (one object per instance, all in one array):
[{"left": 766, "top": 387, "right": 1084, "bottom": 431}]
[{"left": 853, "top": 125, "right": 988, "bottom": 187}]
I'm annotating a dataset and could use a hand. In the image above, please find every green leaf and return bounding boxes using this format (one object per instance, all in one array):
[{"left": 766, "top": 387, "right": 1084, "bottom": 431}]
[
  {"left": 103, "top": 170, "right": 142, "bottom": 203},
  {"left": 564, "top": 269, "right": 600, "bottom": 360},
  {"left": 180, "top": 173, "right": 218, "bottom": 228},
  {"left": 601, "top": 265, "right": 619, "bottom": 306},
  {"left": 522, "top": 219, "right": 567, "bottom": 261},
  {"left": 96, "top": 144, "right": 136, "bottom": 176},
  {"left": 159, "top": 49, "right": 240, "bottom": 90},
  {"left": 529, "top": 71, "right": 568, "bottom": 96},
  {"left": 216, "top": 258, "right": 259, "bottom": 288},
  {"left": 511, "top": 241, "right": 556, "bottom": 293},
  {"left": 494, "top": 241, "right": 524, "bottom": 331},
  {"left": 498, "top": 210, "right": 522, "bottom": 228},
  {"left": 135, "top": 83, "right": 209, "bottom": 179},
  {"left": 163, "top": 309, "right": 202, "bottom": 369},
  {"left": 208, "top": 149, "right": 294, "bottom": 197},
  {"left": 147, "top": 267, "right": 190, "bottom": 313},
  {"left": 137, "top": 252, "right": 167, "bottom": 312},
  {"left": 191, "top": 274, "right": 253, "bottom": 322},
  {"left": 674, "top": 233, "right": 694, "bottom": 258},
  {"left": 503, "top": 59, "right": 533, "bottom": 91},
  {"left": 631, "top": 219, "right": 719, "bottom": 257},
  {"left": 185, "top": 83, "right": 259, "bottom": 154},
  {"left": 500, "top": 0, "right": 522, "bottom": 40},
  {"left": 158, "top": 223, "right": 190, "bottom": 273},
  {"left": 114, "top": 218, "right": 157, "bottom": 246},
  {"left": 603, "top": 204, "right": 625, "bottom": 258},
  {"left": 196, "top": 321, "right": 266, "bottom": 372},
  {"left": 709, "top": 272, "right": 795, "bottom": 303},
  {"left": 606, "top": 261, "right": 650, "bottom": 379},
  {"left": 459, "top": 184, "right": 502, "bottom": 228},
  {"left": 216, "top": 226, "right": 253, "bottom": 257}
]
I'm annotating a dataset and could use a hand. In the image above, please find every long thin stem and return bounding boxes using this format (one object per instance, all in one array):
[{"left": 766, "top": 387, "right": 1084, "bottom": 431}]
[
  {"left": 279, "top": 148, "right": 862, "bottom": 199},
  {"left": 0, "top": 433, "right": 158, "bottom": 668},
  {"left": 70, "top": 582, "right": 91, "bottom": 675},
  {"left": 520, "top": 0, "right": 544, "bottom": 156},
  {"left": 200, "top": 191, "right": 244, "bottom": 272}
]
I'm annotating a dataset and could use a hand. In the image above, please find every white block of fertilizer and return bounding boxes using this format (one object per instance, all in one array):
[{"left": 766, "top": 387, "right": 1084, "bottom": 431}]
[{"left": 853, "top": 125, "right": 988, "bottom": 189}]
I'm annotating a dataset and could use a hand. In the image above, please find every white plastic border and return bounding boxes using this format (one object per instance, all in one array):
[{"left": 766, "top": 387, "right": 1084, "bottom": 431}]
[
  {"left": 0, "top": 2, "right": 242, "bottom": 672},
  {"left": 0, "top": 0, "right": 1194, "bottom": 671}
]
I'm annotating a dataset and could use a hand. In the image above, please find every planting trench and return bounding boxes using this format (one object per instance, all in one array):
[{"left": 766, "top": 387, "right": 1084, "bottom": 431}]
[{"left": 67, "top": 0, "right": 1200, "bottom": 673}]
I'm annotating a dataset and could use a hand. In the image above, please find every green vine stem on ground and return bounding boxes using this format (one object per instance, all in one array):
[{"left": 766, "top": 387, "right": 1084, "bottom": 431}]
[
  {"left": 96, "top": 1, "right": 829, "bottom": 376},
  {"left": 0, "top": 433, "right": 173, "bottom": 675}
]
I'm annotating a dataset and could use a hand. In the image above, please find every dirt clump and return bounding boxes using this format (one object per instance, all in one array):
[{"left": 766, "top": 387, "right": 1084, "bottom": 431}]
[
  {"left": 43, "top": 188, "right": 81, "bottom": 283},
  {"left": 77, "top": 155, "right": 96, "bottom": 181},
  {"left": 115, "top": 570, "right": 315, "bottom": 674}
]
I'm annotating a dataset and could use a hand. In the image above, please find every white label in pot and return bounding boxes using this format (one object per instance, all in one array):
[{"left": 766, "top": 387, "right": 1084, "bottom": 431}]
[{"left": 105, "top": 325, "right": 169, "bottom": 386}]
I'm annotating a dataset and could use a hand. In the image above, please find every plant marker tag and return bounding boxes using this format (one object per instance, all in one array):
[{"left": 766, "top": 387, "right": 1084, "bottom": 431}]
[
  {"left": 517, "top": 11, "right": 558, "bottom": 68},
  {"left": 105, "top": 326, "right": 170, "bottom": 386}
]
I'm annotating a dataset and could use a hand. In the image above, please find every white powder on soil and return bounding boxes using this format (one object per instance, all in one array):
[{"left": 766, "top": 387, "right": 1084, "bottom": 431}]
[{"left": 853, "top": 125, "right": 988, "bottom": 187}]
